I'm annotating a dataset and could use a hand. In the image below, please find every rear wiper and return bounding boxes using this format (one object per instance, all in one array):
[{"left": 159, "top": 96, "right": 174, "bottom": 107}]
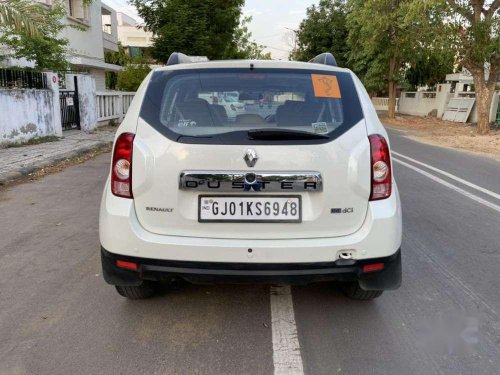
[
  {"left": 176, "top": 134, "right": 213, "bottom": 142},
  {"left": 248, "top": 129, "right": 329, "bottom": 140}
]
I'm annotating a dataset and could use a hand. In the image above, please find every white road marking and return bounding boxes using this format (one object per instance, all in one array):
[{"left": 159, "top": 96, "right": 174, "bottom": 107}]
[
  {"left": 393, "top": 158, "right": 500, "bottom": 213},
  {"left": 270, "top": 285, "right": 304, "bottom": 375},
  {"left": 393, "top": 151, "right": 500, "bottom": 201}
]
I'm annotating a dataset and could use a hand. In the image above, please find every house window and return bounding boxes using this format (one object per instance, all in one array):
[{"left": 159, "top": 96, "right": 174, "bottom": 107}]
[
  {"left": 68, "top": 0, "right": 89, "bottom": 24},
  {"left": 101, "top": 8, "right": 113, "bottom": 34},
  {"left": 129, "top": 47, "right": 144, "bottom": 58},
  {"left": 127, "top": 37, "right": 147, "bottom": 43}
]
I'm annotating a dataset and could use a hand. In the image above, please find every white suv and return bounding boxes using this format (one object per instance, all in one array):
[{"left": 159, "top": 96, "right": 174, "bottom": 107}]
[{"left": 100, "top": 53, "right": 402, "bottom": 300}]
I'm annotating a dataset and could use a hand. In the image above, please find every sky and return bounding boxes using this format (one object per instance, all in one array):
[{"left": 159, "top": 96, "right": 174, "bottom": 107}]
[{"left": 103, "top": 0, "right": 319, "bottom": 60}]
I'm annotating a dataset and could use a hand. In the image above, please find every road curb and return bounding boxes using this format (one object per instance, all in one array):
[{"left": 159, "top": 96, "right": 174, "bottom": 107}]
[{"left": 0, "top": 141, "right": 112, "bottom": 186}]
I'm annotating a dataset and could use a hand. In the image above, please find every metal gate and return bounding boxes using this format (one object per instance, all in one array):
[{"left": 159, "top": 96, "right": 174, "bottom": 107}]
[
  {"left": 442, "top": 97, "right": 475, "bottom": 122},
  {"left": 496, "top": 102, "right": 500, "bottom": 126},
  {"left": 59, "top": 77, "right": 80, "bottom": 130}
]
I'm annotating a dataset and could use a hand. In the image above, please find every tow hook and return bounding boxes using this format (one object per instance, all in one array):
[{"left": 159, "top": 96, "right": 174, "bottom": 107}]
[{"left": 338, "top": 249, "right": 356, "bottom": 260}]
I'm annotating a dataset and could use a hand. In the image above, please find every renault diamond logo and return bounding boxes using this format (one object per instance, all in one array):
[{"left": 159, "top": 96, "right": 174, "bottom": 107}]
[{"left": 244, "top": 149, "right": 258, "bottom": 167}]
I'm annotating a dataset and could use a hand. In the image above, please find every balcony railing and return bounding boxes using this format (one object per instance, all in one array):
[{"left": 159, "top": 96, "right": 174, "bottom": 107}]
[{"left": 102, "top": 24, "right": 112, "bottom": 34}]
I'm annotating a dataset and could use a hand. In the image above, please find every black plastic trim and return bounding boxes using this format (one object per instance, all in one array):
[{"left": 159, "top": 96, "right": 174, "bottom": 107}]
[{"left": 101, "top": 247, "right": 401, "bottom": 288}]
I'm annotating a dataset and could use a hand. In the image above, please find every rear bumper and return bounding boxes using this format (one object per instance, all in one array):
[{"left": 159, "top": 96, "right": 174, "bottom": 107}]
[
  {"left": 101, "top": 247, "right": 402, "bottom": 290},
  {"left": 99, "top": 182, "right": 402, "bottom": 264}
]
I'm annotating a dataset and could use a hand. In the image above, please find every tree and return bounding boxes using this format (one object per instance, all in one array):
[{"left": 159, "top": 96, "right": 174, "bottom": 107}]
[
  {"left": 405, "top": 51, "right": 455, "bottom": 90},
  {"left": 130, "top": 0, "right": 245, "bottom": 62},
  {"left": 224, "top": 16, "right": 272, "bottom": 59},
  {"left": 104, "top": 43, "right": 131, "bottom": 90},
  {"left": 291, "top": 0, "right": 349, "bottom": 65},
  {"left": 116, "top": 63, "right": 151, "bottom": 92},
  {"left": 441, "top": 0, "right": 499, "bottom": 134},
  {"left": 0, "top": 1, "right": 43, "bottom": 37},
  {"left": 346, "top": 0, "right": 447, "bottom": 118},
  {"left": 348, "top": 0, "right": 408, "bottom": 116},
  {"left": 105, "top": 42, "right": 131, "bottom": 67},
  {"left": 0, "top": 0, "right": 68, "bottom": 70}
]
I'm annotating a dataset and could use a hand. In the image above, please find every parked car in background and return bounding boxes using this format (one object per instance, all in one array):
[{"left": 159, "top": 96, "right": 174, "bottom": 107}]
[
  {"left": 198, "top": 91, "right": 245, "bottom": 120},
  {"left": 219, "top": 91, "right": 245, "bottom": 120}
]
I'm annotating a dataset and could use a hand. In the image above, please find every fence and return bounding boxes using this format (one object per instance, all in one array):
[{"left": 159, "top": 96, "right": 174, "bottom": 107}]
[
  {"left": 0, "top": 68, "right": 48, "bottom": 89},
  {"left": 398, "top": 91, "right": 438, "bottom": 116},
  {"left": 0, "top": 72, "right": 61, "bottom": 145},
  {"left": 397, "top": 89, "right": 499, "bottom": 123},
  {"left": 96, "top": 91, "right": 135, "bottom": 122},
  {"left": 371, "top": 97, "right": 399, "bottom": 112},
  {"left": 1, "top": 69, "right": 136, "bottom": 145}
]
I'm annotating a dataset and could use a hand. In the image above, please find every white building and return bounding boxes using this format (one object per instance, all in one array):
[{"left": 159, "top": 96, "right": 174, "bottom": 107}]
[
  {"left": 445, "top": 66, "right": 500, "bottom": 94},
  {"left": 60, "top": 0, "right": 121, "bottom": 90},
  {"left": 117, "top": 12, "right": 154, "bottom": 59},
  {"left": 1, "top": 0, "right": 121, "bottom": 91},
  {"left": 445, "top": 71, "right": 475, "bottom": 94}
]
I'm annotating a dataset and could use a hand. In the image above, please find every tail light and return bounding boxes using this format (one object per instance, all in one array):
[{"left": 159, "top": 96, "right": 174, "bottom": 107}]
[
  {"left": 369, "top": 134, "right": 392, "bottom": 201},
  {"left": 111, "top": 133, "right": 135, "bottom": 198}
]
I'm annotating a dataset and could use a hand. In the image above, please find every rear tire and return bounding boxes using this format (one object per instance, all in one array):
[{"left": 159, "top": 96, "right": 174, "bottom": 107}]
[
  {"left": 115, "top": 283, "right": 156, "bottom": 299},
  {"left": 343, "top": 282, "right": 383, "bottom": 300}
]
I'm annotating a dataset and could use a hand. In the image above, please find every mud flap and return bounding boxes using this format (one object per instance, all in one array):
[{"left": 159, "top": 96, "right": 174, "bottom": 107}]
[
  {"left": 101, "top": 248, "right": 143, "bottom": 286},
  {"left": 358, "top": 249, "right": 402, "bottom": 291}
]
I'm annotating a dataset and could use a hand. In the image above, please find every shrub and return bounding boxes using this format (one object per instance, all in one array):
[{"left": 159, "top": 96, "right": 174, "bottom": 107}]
[{"left": 116, "top": 63, "right": 151, "bottom": 92}]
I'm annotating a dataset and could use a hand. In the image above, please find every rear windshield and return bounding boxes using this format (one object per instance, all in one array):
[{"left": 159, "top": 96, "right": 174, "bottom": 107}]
[{"left": 140, "top": 68, "right": 363, "bottom": 144}]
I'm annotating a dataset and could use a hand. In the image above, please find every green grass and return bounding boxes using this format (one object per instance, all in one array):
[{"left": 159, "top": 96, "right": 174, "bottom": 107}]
[{"left": 8, "top": 135, "right": 61, "bottom": 148}]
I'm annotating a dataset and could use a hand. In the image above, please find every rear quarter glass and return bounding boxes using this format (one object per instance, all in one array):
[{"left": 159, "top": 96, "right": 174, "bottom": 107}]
[{"left": 139, "top": 68, "right": 364, "bottom": 145}]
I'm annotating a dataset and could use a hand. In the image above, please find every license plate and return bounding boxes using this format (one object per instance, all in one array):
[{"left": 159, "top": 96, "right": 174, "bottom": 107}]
[{"left": 198, "top": 195, "right": 301, "bottom": 223}]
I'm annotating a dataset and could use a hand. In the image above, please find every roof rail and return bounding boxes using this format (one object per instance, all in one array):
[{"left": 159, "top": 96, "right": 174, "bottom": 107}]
[
  {"left": 166, "top": 52, "right": 209, "bottom": 66},
  {"left": 308, "top": 52, "right": 337, "bottom": 67}
]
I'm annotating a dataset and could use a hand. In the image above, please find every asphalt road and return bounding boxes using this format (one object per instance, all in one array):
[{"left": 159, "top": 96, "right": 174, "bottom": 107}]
[{"left": 1, "top": 127, "right": 499, "bottom": 375}]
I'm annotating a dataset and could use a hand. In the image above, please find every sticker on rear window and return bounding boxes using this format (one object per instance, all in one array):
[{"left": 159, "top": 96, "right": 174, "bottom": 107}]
[
  {"left": 178, "top": 119, "right": 197, "bottom": 127},
  {"left": 311, "top": 74, "right": 341, "bottom": 98},
  {"left": 312, "top": 122, "right": 329, "bottom": 134}
]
